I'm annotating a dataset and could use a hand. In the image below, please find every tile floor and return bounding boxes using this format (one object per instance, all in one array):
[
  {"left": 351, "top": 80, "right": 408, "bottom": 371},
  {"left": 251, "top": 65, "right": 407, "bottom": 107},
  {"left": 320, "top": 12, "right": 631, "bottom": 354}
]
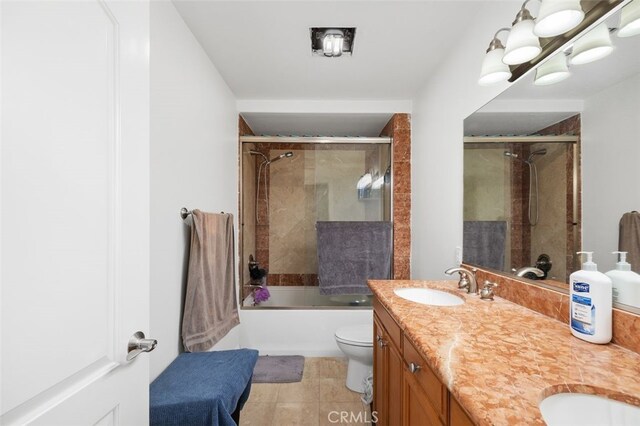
[{"left": 240, "top": 357, "right": 373, "bottom": 426}]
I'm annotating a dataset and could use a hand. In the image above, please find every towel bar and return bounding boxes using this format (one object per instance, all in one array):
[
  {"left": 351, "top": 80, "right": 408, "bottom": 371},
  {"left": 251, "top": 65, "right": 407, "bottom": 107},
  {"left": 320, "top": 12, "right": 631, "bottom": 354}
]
[{"left": 180, "top": 207, "right": 226, "bottom": 220}]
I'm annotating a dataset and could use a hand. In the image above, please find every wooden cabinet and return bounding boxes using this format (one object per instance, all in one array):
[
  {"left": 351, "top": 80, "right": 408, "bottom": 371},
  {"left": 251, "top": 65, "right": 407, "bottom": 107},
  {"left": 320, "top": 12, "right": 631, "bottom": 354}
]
[
  {"left": 373, "top": 298, "right": 476, "bottom": 426},
  {"left": 373, "top": 307, "right": 402, "bottom": 426}
]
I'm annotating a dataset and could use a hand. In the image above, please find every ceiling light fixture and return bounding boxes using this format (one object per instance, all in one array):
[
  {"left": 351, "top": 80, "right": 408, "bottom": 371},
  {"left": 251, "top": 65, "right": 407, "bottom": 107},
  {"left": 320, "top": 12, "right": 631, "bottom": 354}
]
[
  {"left": 503, "top": 0, "right": 543, "bottom": 65},
  {"left": 534, "top": 53, "right": 570, "bottom": 85},
  {"left": 310, "top": 28, "right": 356, "bottom": 57},
  {"left": 534, "top": 0, "right": 585, "bottom": 37},
  {"left": 618, "top": 0, "right": 640, "bottom": 38},
  {"left": 569, "top": 23, "right": 614, "bottom": 65},
  {"left": 323, "top": 29, "right": 344, "bottom": 57},
  {"left": 478, "top": 28, "right": 512, "bottom": 85}
]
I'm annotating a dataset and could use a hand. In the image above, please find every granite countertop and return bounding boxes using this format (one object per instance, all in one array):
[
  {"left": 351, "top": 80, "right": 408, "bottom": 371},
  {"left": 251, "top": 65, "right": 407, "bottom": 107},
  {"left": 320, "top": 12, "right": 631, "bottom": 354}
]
[{"left": 369, "top": 279, "right": 640, "bottom": 425}]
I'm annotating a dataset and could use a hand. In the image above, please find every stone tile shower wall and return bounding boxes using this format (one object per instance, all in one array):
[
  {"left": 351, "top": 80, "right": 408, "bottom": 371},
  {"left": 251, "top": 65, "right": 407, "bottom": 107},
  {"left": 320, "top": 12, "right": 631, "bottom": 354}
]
[
  {"left": 380, "top": 114, "right": 412, "bottom": 280},
  {"left": 250, "top": 143, "right": 385, "bottom": 287}
]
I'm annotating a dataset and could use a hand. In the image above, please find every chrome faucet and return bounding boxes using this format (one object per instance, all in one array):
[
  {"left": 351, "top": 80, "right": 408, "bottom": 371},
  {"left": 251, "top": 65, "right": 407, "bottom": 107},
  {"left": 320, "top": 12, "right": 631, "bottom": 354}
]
[
  {"left": 444, "top": 267, "right": 477, "bottom": 294},
  {"left": 513, "top": 266, "right": 544, "bottom": 278}
]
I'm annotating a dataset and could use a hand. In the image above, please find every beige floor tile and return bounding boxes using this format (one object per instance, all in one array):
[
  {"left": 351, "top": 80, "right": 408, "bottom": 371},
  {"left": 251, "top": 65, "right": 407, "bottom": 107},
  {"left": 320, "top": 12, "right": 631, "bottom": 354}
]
[
  {"left": 277, "top": 379, "right": 320, "bottom": 403},
  {"left": 242, "top": 357, "right": 368, "bottom": 425},
  {"left": 318, "top": 357, "right": 348, "bottom": 379},
  {"left": 272, "top": 402, "right": 320, "bottom": 426},
  {"left": 247, "top": 383, "right": 280, "bottom": 403},
  {"left": 319, "top": 402, "right": 372, "bottom": 426},
  {"left": 303, "top": 357, "right": 321, "bottom": 380},
  {"left": 240, "top": 402, "right": 276, "bottom": 426},
  {"left": 319, "top": 378, "right": 363, "bottom": 403}
]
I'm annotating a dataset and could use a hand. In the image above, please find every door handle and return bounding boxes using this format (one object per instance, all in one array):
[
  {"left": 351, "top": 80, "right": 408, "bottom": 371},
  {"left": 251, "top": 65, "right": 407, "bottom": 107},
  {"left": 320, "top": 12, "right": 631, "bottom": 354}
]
[{"left": 127, "top": 331, "right": 157, "bottom": 361}]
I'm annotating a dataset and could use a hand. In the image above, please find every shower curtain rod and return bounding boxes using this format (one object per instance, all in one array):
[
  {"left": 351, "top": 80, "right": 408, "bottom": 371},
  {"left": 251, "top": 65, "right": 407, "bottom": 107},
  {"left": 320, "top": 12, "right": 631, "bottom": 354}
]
[
  {"left": 463, "top": 135, "right": 579, "bottom": 144},
  {"left": 240, "top": 136, "right": 391, "bottom": 144}
]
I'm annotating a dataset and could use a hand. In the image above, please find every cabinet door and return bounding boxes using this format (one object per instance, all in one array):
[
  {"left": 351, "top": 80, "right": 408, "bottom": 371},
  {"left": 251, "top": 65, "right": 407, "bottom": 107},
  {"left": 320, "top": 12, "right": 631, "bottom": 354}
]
[
  {"left": 387, "top": 338, "right": 403, "bottom": 426},
  {"left": 403, "top": 369, "right": 442, "bottom": 426},
  {"left": 373, "top": 316, "right": 387, "bottom": 424},
  {"left": 450, "top": 395, "right": 475, "bottom": 426}
]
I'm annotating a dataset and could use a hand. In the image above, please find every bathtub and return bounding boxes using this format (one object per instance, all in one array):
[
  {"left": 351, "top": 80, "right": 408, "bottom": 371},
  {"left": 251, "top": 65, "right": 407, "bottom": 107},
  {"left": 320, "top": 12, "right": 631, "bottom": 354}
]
[
  {"left": 235, "top": 286, "right": 373, "bottom": 357},
  {"left": 242, "top": 285, "right": 372, "bottom": 308}
]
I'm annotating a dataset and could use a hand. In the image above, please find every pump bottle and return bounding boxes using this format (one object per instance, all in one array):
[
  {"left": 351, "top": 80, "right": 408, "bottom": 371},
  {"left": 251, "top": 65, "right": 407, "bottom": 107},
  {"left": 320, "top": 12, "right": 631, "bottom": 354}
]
[
  {"left": 605, "top": 251, "right": 640, "bottom": 307},
  {"left": 569, "top": 252, "right": 612, "bottom": 344}
]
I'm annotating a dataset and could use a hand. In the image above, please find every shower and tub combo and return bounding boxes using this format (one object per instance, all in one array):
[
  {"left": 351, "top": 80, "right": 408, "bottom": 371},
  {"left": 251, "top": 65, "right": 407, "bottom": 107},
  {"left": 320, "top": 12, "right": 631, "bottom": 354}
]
[{"left": 240, "top": 135, "right": 393, "bottom": 392}]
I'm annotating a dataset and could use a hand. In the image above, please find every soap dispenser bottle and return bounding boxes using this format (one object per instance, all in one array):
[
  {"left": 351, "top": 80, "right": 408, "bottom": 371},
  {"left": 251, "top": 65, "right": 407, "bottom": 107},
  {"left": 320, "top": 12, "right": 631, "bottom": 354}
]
[
  {"left": 605, "top": 251, "right": 640, "bottom": 307},
  {"left": 569, "top": 252, "right": 612, "bottom": 344}
]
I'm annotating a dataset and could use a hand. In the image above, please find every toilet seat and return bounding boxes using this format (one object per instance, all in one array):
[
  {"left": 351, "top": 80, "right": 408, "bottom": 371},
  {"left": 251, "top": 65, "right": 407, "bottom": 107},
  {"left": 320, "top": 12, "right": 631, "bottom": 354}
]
[{"left": 335, "top": 324, "right": 372, "bottom": 347}]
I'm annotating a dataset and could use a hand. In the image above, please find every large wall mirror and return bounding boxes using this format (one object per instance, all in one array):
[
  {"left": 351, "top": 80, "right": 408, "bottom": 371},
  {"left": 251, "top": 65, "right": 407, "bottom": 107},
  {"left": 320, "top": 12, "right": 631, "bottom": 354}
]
[{"left": 463, "top": 3, "right": 640, "bottom": 312}]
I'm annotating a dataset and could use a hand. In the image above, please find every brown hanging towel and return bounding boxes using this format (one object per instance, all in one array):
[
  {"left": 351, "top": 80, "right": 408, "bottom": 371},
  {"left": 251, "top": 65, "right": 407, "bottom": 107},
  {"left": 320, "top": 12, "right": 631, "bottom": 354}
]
[
  {"left": 619, "top": 211, "right": 640, "bottom": 274},
  {"left": 182, "top": 210, "right": 239, "bottom": 352}
]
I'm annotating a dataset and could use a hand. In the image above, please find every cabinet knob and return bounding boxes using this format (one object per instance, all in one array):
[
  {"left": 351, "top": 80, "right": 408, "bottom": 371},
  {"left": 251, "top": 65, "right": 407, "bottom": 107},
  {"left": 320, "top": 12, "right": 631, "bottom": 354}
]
[
  {"left": 377, "top": 338, "right": 387, "bottom": 348},
  {"left": 409, "top": 362, "right": 421, "bottom": 373}
]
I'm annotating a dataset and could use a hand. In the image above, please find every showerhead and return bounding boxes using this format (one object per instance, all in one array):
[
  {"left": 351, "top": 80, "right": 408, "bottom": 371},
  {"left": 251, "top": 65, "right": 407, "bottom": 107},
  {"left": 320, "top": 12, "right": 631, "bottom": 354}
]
[
  {"left": 267, "top": 151, "right": 294, "bottom": 164},
  {"left": 527, "top": 148, "right": 547, "bottom": 162}
]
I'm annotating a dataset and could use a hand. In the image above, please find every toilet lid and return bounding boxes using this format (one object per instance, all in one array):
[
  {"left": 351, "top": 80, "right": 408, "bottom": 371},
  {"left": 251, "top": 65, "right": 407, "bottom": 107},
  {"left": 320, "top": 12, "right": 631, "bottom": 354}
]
[{"left": 335, "top": 324, "right": 372, "bottom": 345}]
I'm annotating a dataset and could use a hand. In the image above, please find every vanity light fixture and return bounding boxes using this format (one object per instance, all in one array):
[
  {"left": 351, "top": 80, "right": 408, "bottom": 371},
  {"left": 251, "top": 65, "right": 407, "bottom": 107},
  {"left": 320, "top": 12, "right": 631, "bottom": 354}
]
[
  {"left": 478, "top": 28, "right": 512, "bottom": 85},
  {"left": 534, "top": 0, "right": 585, "bottom": 37},
  {"left": 618, "top": 0, "right": 640, "bottom": 38},
  {"left": 310, "top": 28, "right": 356, "bottom": 57},
  {"left": 534, "top": 52, "right": 570, "bottom": 85},
  {"left": 569, "top": 23, "right": 614, "bottom": 65},
  {"left": 503, "top": 1, "right": 542, "bottom": 65}
]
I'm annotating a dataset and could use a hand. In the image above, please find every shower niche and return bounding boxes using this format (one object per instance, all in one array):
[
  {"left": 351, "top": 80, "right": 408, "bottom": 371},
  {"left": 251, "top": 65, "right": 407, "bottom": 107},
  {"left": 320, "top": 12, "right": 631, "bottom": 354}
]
[{"left": 240, "top": 135, "right": 393, "bottom": 309}]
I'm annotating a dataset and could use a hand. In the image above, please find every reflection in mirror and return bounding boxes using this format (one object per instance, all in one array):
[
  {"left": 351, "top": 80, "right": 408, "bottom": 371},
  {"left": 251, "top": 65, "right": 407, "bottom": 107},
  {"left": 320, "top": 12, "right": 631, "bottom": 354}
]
[{"left": 463, "top": 4, "right": 640, "bottom": 311}]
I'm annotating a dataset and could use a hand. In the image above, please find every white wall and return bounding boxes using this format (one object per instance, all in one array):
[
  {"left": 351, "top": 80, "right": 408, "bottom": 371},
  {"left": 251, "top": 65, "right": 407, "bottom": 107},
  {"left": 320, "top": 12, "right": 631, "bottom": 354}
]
[
  {"left": 410, "top": 4, "right": 517, "bottom": 279},
  {"left": 582, "top": 73, "right": 640, "bottom": 272},
  {"left": 150, "top": 0, "right": 238, "bottom": 381}
]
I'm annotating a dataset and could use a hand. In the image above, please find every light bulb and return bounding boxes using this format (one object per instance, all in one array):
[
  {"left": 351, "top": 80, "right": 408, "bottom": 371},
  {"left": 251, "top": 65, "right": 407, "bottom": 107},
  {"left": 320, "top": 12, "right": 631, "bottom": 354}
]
[
  {"left": 570, "top": 23, "right": 613, "bottom": 65},
  {"left": 618, "top": 0, "right": 640, "bottom": 38},
  {"left": 534, "top": 54, "right": 570, "bottom": 85},
  {"left": 503, "top": 19, "right": 542, "bottom": 65},
  {"left": 534, "top": 0, "right": 584, "bottom": 37}
]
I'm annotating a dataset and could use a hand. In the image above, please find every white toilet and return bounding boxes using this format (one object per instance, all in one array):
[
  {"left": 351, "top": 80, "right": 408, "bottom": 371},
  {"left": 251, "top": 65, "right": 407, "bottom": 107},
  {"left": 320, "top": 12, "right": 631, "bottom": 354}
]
[{"left": 335, "top": 324, "right": 373, "bottom": 392}]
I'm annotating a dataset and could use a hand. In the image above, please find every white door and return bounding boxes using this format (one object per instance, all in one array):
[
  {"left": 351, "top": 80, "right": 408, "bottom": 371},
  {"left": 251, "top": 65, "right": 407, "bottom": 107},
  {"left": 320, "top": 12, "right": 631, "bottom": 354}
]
[{"left": 1, "top": 0, "right": 150, "bottom": 424}]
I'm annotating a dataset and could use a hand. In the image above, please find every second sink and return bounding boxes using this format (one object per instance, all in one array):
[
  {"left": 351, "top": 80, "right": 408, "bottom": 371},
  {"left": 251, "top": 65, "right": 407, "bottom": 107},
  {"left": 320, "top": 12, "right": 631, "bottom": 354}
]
[{"left": 394, "top": 288, "right": 464, "bottom": 307}]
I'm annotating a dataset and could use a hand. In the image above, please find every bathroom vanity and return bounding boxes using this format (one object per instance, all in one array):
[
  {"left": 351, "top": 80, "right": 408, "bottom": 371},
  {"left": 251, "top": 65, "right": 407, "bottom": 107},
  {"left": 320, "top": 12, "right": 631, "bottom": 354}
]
[
  {"left": 373, "top": 294, "right": 472, "bottom": 426},
  {"left": 369, "top": 279, "right": 640, "bottom": 425}
]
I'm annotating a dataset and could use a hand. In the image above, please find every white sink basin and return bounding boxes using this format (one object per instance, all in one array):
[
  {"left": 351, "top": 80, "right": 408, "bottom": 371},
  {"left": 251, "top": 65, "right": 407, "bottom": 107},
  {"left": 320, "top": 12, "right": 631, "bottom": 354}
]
[
  {"left": 393, "top": 288, "right": 464, "bottom": 307},
  {"left": 540, "top": 393, "right": 640, "bottom": 425}
]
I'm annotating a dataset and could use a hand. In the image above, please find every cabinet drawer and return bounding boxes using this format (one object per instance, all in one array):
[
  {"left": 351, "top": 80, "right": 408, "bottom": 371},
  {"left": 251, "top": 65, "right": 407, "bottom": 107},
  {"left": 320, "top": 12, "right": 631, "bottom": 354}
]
[
  {"left": 403, "top": 335, "right": 447, "bottom": 421},
  {"left": 373, "top": 297, "right": 402, "bottom": 350}
]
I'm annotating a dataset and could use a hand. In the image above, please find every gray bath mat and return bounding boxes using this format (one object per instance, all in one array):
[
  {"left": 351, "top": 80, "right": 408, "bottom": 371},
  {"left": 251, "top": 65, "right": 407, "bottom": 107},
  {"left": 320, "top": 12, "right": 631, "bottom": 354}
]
[{"left": 252, "top": 355, "right": 304, "bottom": 383}]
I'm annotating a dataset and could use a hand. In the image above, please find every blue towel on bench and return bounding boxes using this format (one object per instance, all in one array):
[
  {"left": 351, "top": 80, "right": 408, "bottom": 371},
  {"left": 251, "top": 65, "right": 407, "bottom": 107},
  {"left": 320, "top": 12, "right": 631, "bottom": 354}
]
[{"left": 150, "top": 349, "right": 259, "bottom": 426}]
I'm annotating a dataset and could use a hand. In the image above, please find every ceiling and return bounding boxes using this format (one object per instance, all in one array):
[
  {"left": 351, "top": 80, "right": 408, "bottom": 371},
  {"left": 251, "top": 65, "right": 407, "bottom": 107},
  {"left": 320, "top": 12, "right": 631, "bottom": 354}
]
[
  {"left": 464, "top": 111, "right": 577, "bottom": 136},
  {"left": 242, "top": 112, "right": 393, "bottom": 136},
  {"left": 172, "top": 1, "right": 482, "bottom": 100}
]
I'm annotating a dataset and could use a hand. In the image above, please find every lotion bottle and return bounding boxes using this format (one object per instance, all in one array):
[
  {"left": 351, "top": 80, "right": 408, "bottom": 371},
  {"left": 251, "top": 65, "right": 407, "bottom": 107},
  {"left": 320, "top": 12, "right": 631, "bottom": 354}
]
[
  {"left": 569, "top": 251, "right": 612, "bottom": 344},
  {"left": 605, "top": 251, "right": 640, "bottom": 307}
]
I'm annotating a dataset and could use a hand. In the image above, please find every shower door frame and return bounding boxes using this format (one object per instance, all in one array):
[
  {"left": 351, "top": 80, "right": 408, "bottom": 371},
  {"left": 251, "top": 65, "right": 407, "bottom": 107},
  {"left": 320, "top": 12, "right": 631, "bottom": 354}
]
[
  {"left": 463, "top": 135, "right": 580, "bottom": 286},
  {"left": 238, "top": 136, "right": 394, "bottom": 310}
]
